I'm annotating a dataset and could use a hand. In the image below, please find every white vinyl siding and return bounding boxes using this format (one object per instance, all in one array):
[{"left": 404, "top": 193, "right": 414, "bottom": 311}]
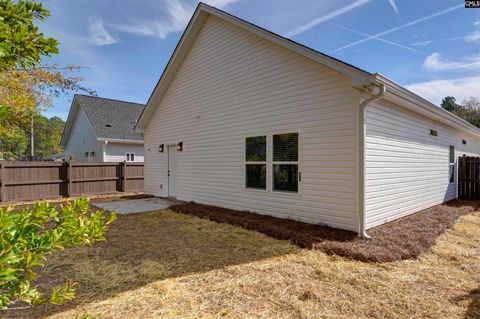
[
  {"left": 64, "top": 105, "right": 104, "bottom": 162},
  {"left": 143, "top": 16, "right": 359, "bottom": 230},
  {"left": 365, "top": 100, "right": 480, "bottom": 229},
  {"left": 104, "top": 143, "right": 144, "bottom": 162}
]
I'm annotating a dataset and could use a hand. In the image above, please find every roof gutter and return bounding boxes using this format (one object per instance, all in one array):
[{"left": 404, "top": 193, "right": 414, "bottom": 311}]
[
  {"left": 358, "top": 81, "right": 386, "bottom": 239},
  {"left": 97, "top": 138, "right": 144, "bottom": 145}
]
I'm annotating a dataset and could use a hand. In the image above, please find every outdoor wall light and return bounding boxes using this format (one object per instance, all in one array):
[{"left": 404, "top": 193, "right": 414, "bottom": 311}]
[
  {"left": 90, "top": 151, "right": 95, "bottom": 156},
  {"left": 177, "top": 141, "right": 183, "bottom": 152},
  {"left": 463, "top": 140, "right": 467, "bottom": 145},
  {"left": 430, "top": 129, "right": 438, "bottom": 137},
  {"left": 159, "top": 144, "right": 164, "bottom": 152}
]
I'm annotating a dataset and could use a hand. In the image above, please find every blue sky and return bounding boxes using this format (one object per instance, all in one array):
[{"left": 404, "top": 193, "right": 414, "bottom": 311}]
[{"left": 39, "top": 0, "right": 480, "bottom": 120}]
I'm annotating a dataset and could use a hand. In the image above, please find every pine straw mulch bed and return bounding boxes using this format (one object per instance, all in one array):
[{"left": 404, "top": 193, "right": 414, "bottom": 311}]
[{"left": 169, "top": 200, "right": 480, "bottom": 262}]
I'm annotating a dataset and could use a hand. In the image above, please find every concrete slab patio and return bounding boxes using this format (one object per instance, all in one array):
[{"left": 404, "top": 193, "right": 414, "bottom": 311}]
[{"left": 93, "top": 197, "right": 178, "bottom": 215}]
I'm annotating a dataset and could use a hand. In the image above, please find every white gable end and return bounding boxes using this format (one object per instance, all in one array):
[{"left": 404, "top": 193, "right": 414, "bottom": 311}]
[
  {"left": 143, "top": 15, "right": 360, "bottom": 230},
  {"left": 64, "top": 106, "right": 103, "bottom": 162}
]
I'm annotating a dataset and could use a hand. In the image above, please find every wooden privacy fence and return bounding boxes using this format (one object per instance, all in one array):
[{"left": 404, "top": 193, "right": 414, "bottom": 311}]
[
  {"left": 0, "top": 161, "right": 143, "bottom": 203},
  {"left": 458, "top": 155, "right": 480, "bottom": 199}
]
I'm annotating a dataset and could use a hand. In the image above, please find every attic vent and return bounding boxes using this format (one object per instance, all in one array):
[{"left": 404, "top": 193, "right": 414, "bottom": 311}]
[{"left": 105, "top": 124, "right": 112, "bottom": 128}]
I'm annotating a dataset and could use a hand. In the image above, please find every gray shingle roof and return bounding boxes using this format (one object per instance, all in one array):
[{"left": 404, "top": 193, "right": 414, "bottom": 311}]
[{"left": 76, "top": 95, "right": 145, "bottom": 141}]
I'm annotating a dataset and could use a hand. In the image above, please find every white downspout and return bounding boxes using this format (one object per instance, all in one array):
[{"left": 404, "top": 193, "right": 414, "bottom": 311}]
[
  {"left": 359, "top": 82, "right": 386, "bottom": 239},
  {"left": 103, "top": 140, "right": 108, "bottom": 162}
]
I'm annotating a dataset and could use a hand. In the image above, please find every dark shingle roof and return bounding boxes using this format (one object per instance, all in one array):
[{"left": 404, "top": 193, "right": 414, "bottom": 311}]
[{"left": 76, "top": 95, "right": 145, "bottom": 141}]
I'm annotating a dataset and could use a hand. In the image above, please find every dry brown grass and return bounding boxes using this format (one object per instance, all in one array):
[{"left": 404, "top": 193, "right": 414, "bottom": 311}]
[{"left": 4, "top": 209, "right": 480, "bottom": 319}]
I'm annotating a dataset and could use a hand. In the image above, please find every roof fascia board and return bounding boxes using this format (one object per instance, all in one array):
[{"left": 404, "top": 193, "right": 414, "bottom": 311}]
[{"left": 97, "top": 138, "right": 144, "bottom": 145}]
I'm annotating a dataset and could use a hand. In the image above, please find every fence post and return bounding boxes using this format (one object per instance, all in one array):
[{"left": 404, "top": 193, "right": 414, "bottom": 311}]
[
  {"left": 68, "top": 162, "right": 73, "bottom": 198},
  {"left": 459, "top": 155, "right": 465, "bottom": 199},
  {"left": 123, "top": 161, "right": 127, "bottom": 192},
  {"left": 0, "top": 161, "right": 5, "bottom": 202},
  {"left": 474, "top": 157, "right": 480, "bottom": 199}
]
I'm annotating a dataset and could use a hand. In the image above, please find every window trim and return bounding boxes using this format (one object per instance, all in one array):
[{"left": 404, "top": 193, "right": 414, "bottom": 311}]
[
  {"left": 244, "top": 135, "right": 267, "bottom": 190},
  {"left": 243, "top": 132, "right": 300, "bottom": 194},
  {"left": 125, "top": 152, "right": 136, "bottom": 162},
  {"left": 272, "top": 132, "right": 299, "bottom": 193},
  {"left": 449, "top": 145, "right": 455, "bottom": 183}
]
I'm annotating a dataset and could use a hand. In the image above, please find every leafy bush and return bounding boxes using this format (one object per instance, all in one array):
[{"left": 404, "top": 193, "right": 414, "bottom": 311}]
[{"left": 0, "top": 198, "right": 116, "bottom": 309}]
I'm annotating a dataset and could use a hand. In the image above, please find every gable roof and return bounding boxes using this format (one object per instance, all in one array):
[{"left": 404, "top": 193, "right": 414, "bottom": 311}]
[
  {"left": 135, "top": 2, "right": 480, "bottom": 139},
  {"left": 60, "top": 95, "right": 145, "bottom": 147},
  {"left": 135, "top": 2, "right": 374, "bottom": 130}
]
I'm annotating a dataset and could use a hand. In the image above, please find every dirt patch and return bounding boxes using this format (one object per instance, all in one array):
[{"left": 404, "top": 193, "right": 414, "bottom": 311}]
[{"left": 169, "top": 200, "right": 479, "bottom": 262}]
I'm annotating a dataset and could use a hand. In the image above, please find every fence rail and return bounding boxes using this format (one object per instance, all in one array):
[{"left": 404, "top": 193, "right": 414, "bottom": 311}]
[
  {"left": 0, "top": 161, "right": 143, "bottom": 203},
  {"left": 458, "top": 155, "right": 480, "bottom": 200}
]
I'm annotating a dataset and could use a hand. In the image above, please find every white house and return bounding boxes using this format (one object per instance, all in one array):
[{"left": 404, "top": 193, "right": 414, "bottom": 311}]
[
  {"left": 61, "top": 95, "right": 145, "bottom": 163},
  {"left": 135, "top": 3, "right": 480, "bottom": 236}
]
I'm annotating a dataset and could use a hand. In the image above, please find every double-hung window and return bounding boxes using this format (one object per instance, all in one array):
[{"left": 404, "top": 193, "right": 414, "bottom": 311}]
[
  {"left": 125, "top": 152, "right": 135, "bottom": 162},
  {"left": 449, "top": 145, "right": 455, "bottom": 183},
  {"left": 245, "top": 136, "right": 267, "bottom": 189},
  {"left": 273, "top": 133, "right": 298, "bottom": 192}
]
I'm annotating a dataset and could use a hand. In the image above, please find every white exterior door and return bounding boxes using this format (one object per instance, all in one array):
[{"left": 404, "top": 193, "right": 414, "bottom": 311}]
[{"left": 167, "top": 145, "right": 177, "bottom": 198}]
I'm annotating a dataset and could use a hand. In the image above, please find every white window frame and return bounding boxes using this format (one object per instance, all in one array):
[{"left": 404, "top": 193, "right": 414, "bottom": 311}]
[
  {"left": 244, "top": 135, "right": 267, "bottom": 191},
  {"left": 84, "top": 151, "right": 94, "bottom": 163},
  {"left": 125, "top": 152, "right": 136, "bottom": 162},
  {"left": 272, "top": 132, "right": 299, "bottom": 193},
  {"left": 243, "top": 132, "right": 300, "bottom": 194},
  {"left": 449, "top": 145, "right": 455, "bottom": 183}
]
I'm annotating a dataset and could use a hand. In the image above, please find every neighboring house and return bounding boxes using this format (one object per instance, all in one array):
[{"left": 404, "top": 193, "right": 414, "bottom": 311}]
[
  {"left": 135, "top": 3, "right": 480, "bottom": 235},
  {"left": 61, "top": 95, "right": 145, "bottom": 162}
]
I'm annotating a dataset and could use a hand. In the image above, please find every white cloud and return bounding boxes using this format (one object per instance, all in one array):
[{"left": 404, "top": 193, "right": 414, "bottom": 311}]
[
  {"left": 204, "top": 0, "right": 239, "bottom": 7},
  {"left": 112, "top": 0, "right": 238, "bottom": 39},
  {"left": 466, "top": 31, "right": 480, "bottom": 42},
  {"left": 465, "top": 20, "right": 480, "bottom": 43},
  {"left": 285, "top": 0, "right": 373, "bottom": 37},
  {"left": 411, "top": 37, "right": 462, "bottom": 47},
  {"left": 412, "top": 40, "right": 433, "bottom": 46},
  {"left": 88, "top": 15, "right": 118, "bottom": 46},
  {"left": 422, "top": 53, "right": 480, "bottom": 72},
  {"left": 405, "top": 76, "right": 480, "bottom": 106},
  {"left": 388, "top": 0, "right": 399, "bottom": 16}
]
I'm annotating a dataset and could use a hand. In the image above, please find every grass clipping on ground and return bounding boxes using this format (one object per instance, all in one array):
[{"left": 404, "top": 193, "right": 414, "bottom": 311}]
[{"left": 9, "top": 209, "right": 480, "bottom": 319}]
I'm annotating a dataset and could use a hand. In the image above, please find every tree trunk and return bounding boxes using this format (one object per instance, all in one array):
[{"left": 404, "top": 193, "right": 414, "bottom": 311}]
[{"left": 30, "top": 115, "right": 34, "bottom": 160}]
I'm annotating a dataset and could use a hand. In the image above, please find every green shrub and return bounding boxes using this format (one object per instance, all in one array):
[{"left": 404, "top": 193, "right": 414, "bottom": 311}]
[{"left": 0, "top": 198, "right": 116, "bottom": 309}]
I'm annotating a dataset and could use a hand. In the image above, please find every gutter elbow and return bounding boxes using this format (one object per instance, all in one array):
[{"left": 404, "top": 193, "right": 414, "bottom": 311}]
[
  {"left": 360, "top": 83, "right": 386, "bottom": 109},
  {"left": 361, "top": 229, "right": 372, "bottom": 240}
]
